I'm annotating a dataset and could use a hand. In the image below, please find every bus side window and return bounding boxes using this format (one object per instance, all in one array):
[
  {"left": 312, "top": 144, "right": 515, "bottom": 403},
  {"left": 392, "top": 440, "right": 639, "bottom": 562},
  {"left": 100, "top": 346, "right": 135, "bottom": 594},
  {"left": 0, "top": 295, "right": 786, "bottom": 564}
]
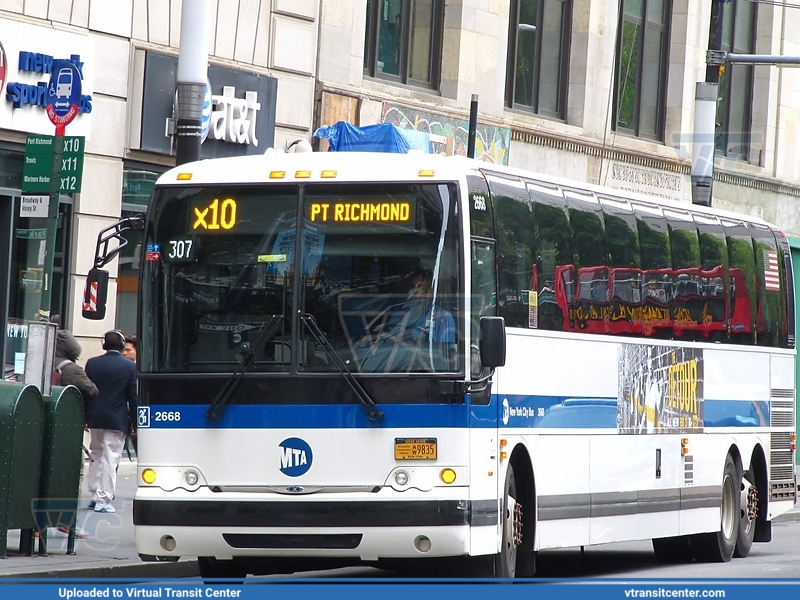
[
  {"left": 773, "top": 227, "right": 796, "bottom": 349},
  {"left": 749, "top": 223, "right": 783, "bottom": 347},
  {"left": 565, "top": 188, "right": 607, "bottom": 334},
  {"left": 632, "top": 201, "right": 672, "bottom": 339},
  {"left": 722, "top": 218, "right": 758, "bottom": 345},
  {"left": 527, "top": 180, "right": 571, "bottom": 331},
  {"left": 664, "top": 208, "right": 702, "bottom": 340},
  {"left": 485, "top": 173, "right": 532, "bottom": 329},
  {"left": 694, "top": 213, "right": 730, "bottom": 343}
]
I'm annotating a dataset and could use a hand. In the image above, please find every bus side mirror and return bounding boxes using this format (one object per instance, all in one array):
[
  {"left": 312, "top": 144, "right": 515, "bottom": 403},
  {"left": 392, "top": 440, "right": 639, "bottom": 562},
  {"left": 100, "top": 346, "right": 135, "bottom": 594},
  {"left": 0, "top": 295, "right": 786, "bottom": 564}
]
[
  {"left": 82, "top": 268, "right": 109, "bottom": 320},
  {"left": 479, "top": 316, "right": 506, "bottom": 368}
]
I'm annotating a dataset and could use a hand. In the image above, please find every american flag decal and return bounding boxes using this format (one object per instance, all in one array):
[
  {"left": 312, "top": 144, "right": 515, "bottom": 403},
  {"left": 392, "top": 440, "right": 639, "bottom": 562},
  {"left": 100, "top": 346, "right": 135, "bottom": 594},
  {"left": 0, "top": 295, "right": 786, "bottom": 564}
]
[{"left": 763, "top": 250, "right": 780, "bottom": 291}]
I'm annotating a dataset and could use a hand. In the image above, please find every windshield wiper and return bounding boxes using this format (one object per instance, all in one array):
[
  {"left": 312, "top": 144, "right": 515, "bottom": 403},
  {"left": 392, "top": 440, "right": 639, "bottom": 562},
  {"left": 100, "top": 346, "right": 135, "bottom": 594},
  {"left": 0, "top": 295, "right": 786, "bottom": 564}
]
[
  {"left": 204, "top": 314, "right": 284, "bottom": 421},
  {"left": 301, "top": 313, "right": 384, "bottom": 422}
]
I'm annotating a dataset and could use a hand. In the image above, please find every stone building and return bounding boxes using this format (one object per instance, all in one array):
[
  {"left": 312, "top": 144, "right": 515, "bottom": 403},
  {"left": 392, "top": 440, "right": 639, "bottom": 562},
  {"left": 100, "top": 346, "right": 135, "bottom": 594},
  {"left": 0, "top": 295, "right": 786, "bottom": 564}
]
[{"left": 2, "top": 0, "right": 799, "bottom": 378}]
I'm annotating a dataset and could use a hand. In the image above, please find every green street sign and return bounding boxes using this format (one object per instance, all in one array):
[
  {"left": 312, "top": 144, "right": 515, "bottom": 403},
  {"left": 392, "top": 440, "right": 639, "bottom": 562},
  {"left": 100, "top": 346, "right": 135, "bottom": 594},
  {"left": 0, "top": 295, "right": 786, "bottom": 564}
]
[
  {"left": 16, "top": 228, "right": 48, "bottom": 240},
  {"left": 22, "top": 135, "right": 85, "bottom": 194},
  {"left": 58, "top": 136, "right": 85, "bottom": 193}
]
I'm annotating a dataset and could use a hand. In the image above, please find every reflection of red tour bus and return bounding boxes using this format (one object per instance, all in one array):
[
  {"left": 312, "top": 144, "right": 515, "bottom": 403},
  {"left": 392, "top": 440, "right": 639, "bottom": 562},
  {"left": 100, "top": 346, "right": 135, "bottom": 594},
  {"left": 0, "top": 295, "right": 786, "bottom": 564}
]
[
  {"left": 729, "top": 267, "right": 753, "bottom": 337},
  {"left": 556, "top": 264, "right": 739, "bottom": 339}
]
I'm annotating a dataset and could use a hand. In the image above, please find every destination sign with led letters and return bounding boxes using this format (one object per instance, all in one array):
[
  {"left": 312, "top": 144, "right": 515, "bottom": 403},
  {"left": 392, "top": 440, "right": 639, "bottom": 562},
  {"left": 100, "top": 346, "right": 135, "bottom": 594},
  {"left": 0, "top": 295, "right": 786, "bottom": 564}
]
[
  {"left": 308, "top": 201, "right": 412, "bottom": 224},
  {"left": 192, "top": 198, "right": 238, "bottom": 231}
]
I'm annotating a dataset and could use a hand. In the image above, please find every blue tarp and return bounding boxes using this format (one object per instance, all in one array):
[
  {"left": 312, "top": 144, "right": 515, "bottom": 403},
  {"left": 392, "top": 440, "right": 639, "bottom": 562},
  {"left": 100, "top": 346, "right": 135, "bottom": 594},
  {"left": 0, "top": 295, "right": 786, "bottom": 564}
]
[{"left": 313, "top": 121, "right": 432, "bottom": 154}]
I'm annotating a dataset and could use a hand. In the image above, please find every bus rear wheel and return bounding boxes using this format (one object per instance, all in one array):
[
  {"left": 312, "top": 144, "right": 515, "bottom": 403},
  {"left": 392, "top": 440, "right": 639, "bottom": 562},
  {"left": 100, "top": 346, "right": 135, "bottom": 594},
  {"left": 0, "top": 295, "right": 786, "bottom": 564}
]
[
  {"left": 493, "top": 464, "right": 522, "bottom": 578},
  {"left": 734, "top": 470, "right": 757, "bottom": 558},
  {"left": 198, "top": 557, "right": 248, "bottom": 581},
  {"left": 691, "top": 454, "right": 739, "bottom": 562}
]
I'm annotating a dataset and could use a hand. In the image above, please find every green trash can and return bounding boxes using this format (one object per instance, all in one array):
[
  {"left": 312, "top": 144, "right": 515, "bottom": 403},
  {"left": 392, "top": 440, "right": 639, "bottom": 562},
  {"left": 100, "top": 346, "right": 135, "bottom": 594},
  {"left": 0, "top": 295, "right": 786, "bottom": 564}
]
[
  {"left": 0, "top": 382, "right": 44, "bottom": 558},
  {"left": 35, "top": 384, "right": 85, "bottom": 555}
]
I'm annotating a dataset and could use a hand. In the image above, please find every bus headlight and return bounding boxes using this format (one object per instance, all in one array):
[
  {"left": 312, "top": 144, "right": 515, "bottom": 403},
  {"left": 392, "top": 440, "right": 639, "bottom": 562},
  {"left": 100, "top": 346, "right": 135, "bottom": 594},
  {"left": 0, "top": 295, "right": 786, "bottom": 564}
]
[
  {"left": 394, "top": 471, "right": 409, "bottom": 486},
  {"left": 184, "top": 470, "right": 199, "bottom": 486}
]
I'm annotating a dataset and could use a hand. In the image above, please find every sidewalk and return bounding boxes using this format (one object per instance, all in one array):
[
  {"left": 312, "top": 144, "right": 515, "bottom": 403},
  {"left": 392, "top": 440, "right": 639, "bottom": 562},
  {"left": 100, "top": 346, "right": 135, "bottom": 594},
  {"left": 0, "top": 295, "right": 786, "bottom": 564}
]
[{"left": 1, "top": 459, "right": 198, "bottom": 579}]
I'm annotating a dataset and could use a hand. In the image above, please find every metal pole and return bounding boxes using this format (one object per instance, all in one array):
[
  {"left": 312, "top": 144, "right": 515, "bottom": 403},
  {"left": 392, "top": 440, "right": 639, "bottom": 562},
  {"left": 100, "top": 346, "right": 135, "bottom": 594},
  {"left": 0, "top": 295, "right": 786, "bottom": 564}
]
[
  {"left": 706, "top": 1, "right": 725, "bottom": 83},
  {"left": 175, "top": 0, "right": 211, "bottom": 166},
  {"left": 467, "top": 94, "right": 478, "bottom": 159},
  {"left": 691, "top": 82, "right": 717, "bottom": 207},
  {"left": 38, "top": 134, "right": 64, "bottom": 321}
]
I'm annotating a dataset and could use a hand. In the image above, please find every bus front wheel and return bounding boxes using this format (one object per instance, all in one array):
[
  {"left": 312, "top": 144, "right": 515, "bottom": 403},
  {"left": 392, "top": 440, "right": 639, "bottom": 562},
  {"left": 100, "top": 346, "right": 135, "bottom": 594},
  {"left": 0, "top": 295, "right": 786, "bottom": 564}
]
[
  {"left": 691, "top": 454, "right": 739, "bottom": 562},
  {"left": 493, "top": 464, "right": 522, "bottom": 578}
]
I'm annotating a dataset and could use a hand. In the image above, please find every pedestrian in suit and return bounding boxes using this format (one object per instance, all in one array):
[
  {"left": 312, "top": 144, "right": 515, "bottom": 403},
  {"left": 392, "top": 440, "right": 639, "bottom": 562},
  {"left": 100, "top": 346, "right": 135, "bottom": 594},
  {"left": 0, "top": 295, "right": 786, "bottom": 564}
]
[{"left": 84, "top": 330, "right": 138, "bottom": 513}]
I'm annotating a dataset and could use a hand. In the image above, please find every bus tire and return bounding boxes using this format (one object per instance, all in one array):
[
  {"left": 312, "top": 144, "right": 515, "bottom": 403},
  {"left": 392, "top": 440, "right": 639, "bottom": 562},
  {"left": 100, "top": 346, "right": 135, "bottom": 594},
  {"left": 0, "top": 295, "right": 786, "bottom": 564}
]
[
  {"left": 691, "top": 453, "right": 739, "bottom": 563},
  {"left": 493, "top": 464, "right": 521, "bottom": 578},
  {"left": 651, "top": 536, "right": 693, "bottom": 563},
  {"left": 197, "top": 557, "right": 248, "bottom": 581},
  {"left": 734, "top": 469, "right": 757, "bottom": 558}
]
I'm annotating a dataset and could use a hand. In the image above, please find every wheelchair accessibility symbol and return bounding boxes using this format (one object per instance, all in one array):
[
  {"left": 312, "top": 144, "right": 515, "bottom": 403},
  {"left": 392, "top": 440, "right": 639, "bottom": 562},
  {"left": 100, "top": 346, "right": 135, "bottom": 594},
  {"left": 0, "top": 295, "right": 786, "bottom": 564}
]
[{"left": 137, "top": 407, "right": 151, "bottom": 428}]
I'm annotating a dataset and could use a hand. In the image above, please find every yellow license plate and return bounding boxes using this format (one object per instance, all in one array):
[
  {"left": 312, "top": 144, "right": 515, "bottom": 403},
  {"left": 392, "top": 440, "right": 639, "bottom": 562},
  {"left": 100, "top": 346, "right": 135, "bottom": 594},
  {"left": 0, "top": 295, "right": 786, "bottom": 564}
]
[{"left": 394, "top": 438, "right": 437, "bottom": 460}]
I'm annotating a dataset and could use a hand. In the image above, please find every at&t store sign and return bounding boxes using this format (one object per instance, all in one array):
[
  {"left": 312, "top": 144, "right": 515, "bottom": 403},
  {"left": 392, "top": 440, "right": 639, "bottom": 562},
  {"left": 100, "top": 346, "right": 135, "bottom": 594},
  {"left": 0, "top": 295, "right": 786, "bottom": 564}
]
[{"left": 0, "top": 19, "right": 94, "bottom": 138}]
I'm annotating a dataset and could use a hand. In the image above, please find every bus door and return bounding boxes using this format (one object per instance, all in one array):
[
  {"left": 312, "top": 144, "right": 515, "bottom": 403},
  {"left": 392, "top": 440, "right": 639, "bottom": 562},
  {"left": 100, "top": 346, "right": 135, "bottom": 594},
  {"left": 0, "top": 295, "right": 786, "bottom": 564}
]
[{"left": 468, "top": 172, "right": 501, "bottom": 548}]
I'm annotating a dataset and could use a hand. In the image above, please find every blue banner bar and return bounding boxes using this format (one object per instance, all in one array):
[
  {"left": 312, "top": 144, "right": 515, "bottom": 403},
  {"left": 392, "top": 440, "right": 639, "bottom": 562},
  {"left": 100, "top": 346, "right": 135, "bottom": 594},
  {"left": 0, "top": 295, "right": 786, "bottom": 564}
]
[{"left": 2, "top": 580, "right": 800, "bottom": 600}]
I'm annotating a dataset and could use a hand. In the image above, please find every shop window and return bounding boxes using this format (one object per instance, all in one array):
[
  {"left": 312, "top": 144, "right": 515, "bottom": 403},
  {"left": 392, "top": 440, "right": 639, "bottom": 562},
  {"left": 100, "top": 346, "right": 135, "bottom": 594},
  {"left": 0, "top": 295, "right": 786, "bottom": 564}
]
[{"left": 4, "top": 195, "right": 72, "bottom": 381}]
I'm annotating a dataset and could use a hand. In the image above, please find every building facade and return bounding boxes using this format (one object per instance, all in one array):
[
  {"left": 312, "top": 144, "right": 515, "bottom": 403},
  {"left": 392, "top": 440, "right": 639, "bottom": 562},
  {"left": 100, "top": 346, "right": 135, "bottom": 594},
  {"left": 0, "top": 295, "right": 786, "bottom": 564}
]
[
  {"left": 0, "top": 0, "right": 319, "bottom": 374},
  {"left": 2, "top": 0, "right": 800, "bottom": 409}
]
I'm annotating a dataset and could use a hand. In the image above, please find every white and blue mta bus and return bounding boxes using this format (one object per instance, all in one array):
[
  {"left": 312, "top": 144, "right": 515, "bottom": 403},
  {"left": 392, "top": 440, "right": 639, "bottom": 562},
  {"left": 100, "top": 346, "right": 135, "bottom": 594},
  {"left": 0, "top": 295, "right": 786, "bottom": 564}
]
[{"left": 84, "top": 151, "right": 796, "bottom": 578}]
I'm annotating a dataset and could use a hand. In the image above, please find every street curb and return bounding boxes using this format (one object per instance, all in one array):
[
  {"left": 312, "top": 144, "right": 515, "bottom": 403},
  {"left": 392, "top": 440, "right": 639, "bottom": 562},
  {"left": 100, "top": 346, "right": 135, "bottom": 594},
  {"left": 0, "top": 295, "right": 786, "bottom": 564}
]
[{"left": 0, "top": 559, "right": 199, "bottom": 580}]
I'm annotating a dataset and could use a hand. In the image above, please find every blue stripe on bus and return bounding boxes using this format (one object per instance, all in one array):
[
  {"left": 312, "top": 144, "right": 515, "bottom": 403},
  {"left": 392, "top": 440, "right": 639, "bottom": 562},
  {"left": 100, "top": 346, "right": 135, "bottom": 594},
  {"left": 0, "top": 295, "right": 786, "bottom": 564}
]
[{"left": 139, "top": 396, "right": 769, "bottom": 429}]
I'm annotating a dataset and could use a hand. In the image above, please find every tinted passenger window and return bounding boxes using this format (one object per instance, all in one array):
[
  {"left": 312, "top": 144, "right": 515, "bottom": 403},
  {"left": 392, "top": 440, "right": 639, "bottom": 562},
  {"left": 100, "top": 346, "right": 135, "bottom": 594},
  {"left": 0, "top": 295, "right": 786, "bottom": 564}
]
[
  {"left": 527, "top": 180, "right": 571, "bottom": 331},
  {"left": 632, "top": 202, "right": 672, "bottom": 338},
  {"left": 487, "top": 174, "right": 533, "bottom": 328},
  {"left": 749, "top": 223, "right": 783, "bottom": 347},
  {"left": 722, "top": 219, "right": 758, "bottom": 344}
]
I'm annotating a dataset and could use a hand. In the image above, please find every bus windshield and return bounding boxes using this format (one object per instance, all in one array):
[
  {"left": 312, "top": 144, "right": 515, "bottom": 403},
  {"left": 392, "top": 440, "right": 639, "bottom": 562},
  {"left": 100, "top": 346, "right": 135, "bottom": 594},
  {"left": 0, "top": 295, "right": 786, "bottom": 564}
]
[{"left": 140, "top": 182, "right": 463, "bottom": 375}]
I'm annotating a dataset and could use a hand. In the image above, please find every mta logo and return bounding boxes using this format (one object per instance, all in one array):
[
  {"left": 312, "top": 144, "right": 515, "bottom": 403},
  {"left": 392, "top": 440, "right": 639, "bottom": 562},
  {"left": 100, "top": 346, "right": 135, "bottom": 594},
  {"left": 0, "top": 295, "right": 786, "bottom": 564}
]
[{"left": 278, "top": 437, "right": 313, "bottom": 477}]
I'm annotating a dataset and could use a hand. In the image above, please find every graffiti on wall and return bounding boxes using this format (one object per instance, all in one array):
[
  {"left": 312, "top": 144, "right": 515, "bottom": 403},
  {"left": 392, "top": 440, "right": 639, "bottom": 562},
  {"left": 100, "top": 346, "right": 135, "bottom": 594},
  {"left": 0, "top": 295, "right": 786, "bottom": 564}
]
[{"left": 381, "top": 103, "right": 510, "bottom": 165}]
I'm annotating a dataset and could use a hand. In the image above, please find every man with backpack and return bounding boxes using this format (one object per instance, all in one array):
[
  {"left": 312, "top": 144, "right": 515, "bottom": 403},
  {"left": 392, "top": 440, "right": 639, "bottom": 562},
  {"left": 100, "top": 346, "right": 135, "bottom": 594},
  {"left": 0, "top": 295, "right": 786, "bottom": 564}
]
[
  {"left": 53, "top": 329, "right": 98, "bottom": 538},
  {"left": 54, "top": 329, "right": 99, "bottom": 403}
]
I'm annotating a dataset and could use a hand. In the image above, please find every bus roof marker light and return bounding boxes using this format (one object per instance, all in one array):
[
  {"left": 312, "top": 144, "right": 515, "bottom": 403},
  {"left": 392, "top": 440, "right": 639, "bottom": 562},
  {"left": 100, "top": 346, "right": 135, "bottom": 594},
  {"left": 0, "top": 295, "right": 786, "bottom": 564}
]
[
  {"left": 269, "top": 171, "right": 286, "bottom": 179},
  {"left": 295, "top": 170, "right": 311, "bottom": 179},
  {"left": 176, "top": 173, "right": 192, "bottom": 181},
  {"left": 142, "top": 468, "right": 156, "bottom": 484},
  {"left": 418, "top": 169, "right": 435, "bottom": 177},
  {"left": 320, "top": 170, "right": 337, "bottom": 178}
]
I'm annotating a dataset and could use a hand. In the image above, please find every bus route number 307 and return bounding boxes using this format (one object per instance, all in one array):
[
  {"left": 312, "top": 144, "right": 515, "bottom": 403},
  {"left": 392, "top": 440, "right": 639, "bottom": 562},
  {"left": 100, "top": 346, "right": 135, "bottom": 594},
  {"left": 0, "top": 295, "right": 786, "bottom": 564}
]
[{"left": 394, "top": 438, "right": 437, "bottom": 460}]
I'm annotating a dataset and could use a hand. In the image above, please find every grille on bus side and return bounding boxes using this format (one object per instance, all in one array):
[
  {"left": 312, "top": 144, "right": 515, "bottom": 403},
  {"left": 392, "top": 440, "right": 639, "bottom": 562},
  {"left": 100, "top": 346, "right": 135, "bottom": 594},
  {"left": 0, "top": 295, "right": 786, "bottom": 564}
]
[
  {"left": 770, "top": 392, "right": 794, "bottom": 428},
  {"left": 770, "top": 430, "right": 796, "bottom": 501},
  {"left": 769, "top": 388, "right": 795, "bottom": 501}
]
